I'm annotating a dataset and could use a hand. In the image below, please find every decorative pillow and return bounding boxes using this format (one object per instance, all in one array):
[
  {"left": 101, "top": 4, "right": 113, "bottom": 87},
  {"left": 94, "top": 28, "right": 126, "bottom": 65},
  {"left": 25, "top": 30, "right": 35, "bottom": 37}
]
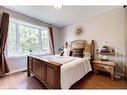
[
  {"left": 72, "top": 48, "right": 84, "bottom": 58},
  {"left": 60, "top": 51, "right": 64, "bottom": 56},
  {"left": 63, "top": 48, "right": 71, "bottom": 56},
  {"left": 69, "top": 51, "right": 73, "bottom": 56}
]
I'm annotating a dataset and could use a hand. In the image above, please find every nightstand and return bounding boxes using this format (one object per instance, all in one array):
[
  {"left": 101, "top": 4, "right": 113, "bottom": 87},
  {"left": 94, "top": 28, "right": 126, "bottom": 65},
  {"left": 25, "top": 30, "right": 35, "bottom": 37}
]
[{"left": 93, "top": 60, "right": 115, "bottom": 80}]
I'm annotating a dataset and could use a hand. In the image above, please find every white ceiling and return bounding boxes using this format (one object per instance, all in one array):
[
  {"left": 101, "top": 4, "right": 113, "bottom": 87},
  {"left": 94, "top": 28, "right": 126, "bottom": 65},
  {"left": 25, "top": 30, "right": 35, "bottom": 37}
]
[{"left": 4, "top": 6, "right": 119, "bottom": 28}]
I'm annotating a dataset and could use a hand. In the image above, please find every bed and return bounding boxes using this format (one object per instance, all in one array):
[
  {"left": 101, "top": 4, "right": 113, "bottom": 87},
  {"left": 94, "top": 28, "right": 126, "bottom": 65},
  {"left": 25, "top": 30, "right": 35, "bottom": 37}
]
[{"left": 27, "top": 40, "right": 95, "bottom": 89}]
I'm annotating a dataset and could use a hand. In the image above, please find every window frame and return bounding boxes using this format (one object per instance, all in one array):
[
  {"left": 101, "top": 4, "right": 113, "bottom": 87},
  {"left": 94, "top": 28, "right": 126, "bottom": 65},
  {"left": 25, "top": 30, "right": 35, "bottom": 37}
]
[{"left": 7, "top": 18, "right": 50, "bottom": 58}]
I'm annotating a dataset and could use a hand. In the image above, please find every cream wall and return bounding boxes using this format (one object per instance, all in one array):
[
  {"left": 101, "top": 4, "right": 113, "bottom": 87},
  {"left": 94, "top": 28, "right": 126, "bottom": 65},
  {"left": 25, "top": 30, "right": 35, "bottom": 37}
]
[
  {"left": 0, "top": 6, "right": 60, "bottom": 72},
  {"left": 60, "top": 7, "right": 126, "bottom": 76}
]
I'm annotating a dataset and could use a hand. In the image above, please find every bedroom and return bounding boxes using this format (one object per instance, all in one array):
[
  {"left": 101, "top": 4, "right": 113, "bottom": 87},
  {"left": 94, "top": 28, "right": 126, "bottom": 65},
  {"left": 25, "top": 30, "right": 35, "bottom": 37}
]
[{"left": 0, "top": 3, "right": 127, "bottom": 91}]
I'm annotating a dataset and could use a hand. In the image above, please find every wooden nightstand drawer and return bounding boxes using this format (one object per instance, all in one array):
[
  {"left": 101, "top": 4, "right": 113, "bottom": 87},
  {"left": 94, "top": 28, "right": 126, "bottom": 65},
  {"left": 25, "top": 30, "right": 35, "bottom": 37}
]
[{"left": 94, "top": 64, "right": 114, "bottom": 73}]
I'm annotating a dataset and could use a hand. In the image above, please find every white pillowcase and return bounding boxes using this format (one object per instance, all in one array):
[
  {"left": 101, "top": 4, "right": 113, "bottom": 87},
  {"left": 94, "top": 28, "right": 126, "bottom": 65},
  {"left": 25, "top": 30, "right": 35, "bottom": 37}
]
[{"left": 63, "top": 48, "right": 70, "bottom": 56}]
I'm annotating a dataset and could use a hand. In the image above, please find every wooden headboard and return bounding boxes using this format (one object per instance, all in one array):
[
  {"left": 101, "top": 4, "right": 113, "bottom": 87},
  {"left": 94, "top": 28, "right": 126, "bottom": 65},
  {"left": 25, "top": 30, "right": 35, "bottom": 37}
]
[{"left": 70, "top": 40, "right": 95, "bottom": 70}]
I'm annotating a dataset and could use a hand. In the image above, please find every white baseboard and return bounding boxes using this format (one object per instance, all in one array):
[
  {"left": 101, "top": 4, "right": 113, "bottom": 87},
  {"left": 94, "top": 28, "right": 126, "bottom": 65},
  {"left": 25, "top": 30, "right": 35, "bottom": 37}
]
[
  {"left": 115, "top": 72, "right": 125, "bottom": 78},
  {"left": 6, "top": 68, "right": 27, "bottom": 76}
]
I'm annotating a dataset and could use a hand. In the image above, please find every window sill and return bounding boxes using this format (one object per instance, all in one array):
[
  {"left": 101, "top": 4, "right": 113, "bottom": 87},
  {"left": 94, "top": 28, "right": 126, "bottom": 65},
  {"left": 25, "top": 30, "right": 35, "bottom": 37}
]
[{"left": 6, "top": 53, "right": 51, "bottom": 60}]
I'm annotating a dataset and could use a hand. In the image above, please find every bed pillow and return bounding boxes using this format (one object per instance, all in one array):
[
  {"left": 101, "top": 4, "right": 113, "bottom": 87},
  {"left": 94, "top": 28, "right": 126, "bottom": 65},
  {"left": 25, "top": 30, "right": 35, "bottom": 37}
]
[
  {"left": 72, "top": 48, "right": 84, "bottom": 58},
  {"left": 63, "top": 48, "right": 71, "bottom": 56}
]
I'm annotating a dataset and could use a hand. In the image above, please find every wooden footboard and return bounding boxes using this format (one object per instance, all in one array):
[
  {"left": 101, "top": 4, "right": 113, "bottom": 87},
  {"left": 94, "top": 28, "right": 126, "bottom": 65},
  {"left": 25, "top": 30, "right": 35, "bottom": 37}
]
[{"left": 27, "top": 56, "right": 62, "bottom": 89}]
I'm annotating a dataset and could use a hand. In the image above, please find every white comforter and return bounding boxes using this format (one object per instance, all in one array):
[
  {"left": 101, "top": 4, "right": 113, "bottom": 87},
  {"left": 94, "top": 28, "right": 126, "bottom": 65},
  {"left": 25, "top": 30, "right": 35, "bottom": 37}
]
[
  {"left": 30, "top": 55, "right": 92, "bottom": 89},
  {"left": 60, "top": 56, "right": 92, "bottom": 89}
]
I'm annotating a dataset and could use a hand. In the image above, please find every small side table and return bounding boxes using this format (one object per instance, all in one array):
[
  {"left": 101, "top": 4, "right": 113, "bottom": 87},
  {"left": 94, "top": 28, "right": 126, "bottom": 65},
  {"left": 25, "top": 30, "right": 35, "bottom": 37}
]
[{"left": 93, "top": 60, "right": 115, "bottom": 80}]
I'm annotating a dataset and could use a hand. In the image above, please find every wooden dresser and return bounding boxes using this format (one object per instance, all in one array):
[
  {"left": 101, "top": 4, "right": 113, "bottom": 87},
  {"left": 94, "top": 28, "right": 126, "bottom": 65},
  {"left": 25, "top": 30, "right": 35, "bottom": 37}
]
[{"left": 93, "top": 60, "right": 115, "bottom": 80}]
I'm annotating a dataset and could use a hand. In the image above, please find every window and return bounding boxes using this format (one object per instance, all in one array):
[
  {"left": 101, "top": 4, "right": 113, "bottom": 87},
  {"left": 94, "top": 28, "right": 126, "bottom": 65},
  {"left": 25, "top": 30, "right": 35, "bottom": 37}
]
[{"left": 7, "top": 19, "right": 50, "bottom": 57}]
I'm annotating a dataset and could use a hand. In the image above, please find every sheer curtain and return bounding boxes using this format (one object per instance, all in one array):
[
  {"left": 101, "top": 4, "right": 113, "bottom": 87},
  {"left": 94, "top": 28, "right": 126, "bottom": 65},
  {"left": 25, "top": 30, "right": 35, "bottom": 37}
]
[
  {"left": 0, "top": 12, "right": 10, "bottom": 77},
  {"left": 48, "top": 27, "right": 55, "bottom": 55}
]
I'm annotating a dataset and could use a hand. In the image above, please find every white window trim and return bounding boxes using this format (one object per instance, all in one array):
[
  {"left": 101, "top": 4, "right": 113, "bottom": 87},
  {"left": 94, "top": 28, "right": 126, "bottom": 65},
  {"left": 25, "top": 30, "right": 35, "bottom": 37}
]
[
  {"left": 7, "top": 18, "right": 50, "bottom": 58},
  {"left": 10, "top": 18, "right": 47, "bottom": 30}
]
